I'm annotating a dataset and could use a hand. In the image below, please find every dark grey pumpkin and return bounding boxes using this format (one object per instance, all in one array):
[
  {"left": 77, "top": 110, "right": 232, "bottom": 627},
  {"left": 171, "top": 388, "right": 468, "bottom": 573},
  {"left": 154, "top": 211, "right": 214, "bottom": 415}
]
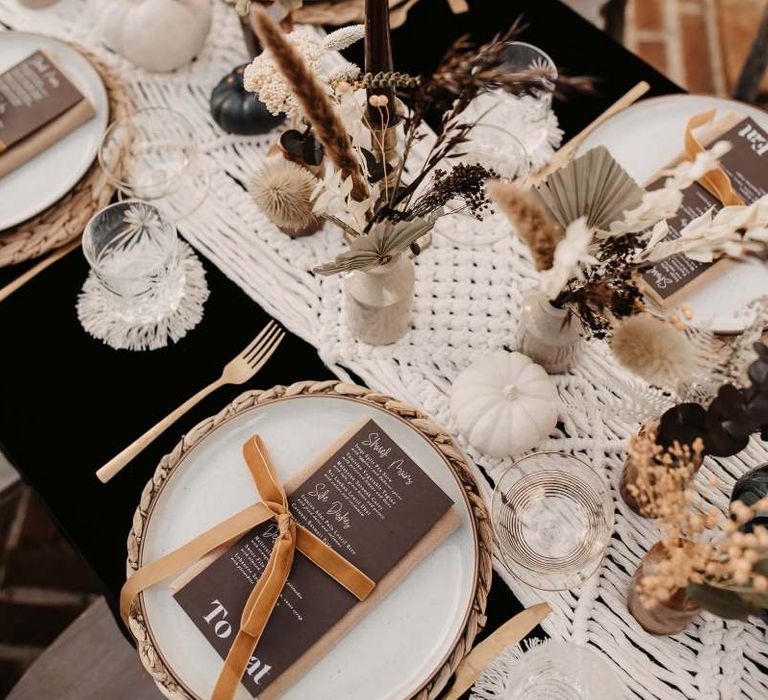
[
  {"left": 730, "top": 463, "right": 768, "bottom": 623},
  {"left": 210, "top": 64, "right": 284, "bottom": 135}
]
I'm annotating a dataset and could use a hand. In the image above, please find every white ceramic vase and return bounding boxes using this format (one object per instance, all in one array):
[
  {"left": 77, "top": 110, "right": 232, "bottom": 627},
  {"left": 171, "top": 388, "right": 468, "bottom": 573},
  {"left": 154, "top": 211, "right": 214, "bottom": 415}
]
[
  {"left": 344, "top": 253, "right": 415, "bottom": 345},
  {"left": 519, "top": 290, "right": 581, "bottom": 373}
]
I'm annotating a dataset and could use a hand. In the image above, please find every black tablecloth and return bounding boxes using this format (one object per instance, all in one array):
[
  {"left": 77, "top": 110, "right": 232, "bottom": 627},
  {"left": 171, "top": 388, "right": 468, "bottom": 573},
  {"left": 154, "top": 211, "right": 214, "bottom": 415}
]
[{"left": 0, "top": 0, "right": 680, "bottom": 690}]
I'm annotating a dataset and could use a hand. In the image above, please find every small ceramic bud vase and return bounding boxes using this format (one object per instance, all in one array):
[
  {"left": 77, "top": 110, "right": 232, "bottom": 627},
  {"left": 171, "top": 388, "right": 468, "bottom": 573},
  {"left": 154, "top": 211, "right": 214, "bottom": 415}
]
[
  {"left": 627, "top": 541, "right": 700, "bottom": 635},
  {"left": 519, "top": 291, "right": 581, "bottom": 373},
  {"left": 344, "top": 253, "right": 415, "bottom": 345}
]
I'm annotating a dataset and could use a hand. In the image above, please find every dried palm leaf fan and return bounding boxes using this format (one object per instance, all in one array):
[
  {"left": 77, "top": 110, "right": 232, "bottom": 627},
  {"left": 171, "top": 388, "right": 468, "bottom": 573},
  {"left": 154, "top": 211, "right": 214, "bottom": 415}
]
[{"left": 532, "top": 146, "right": 644, "bottom": 230}]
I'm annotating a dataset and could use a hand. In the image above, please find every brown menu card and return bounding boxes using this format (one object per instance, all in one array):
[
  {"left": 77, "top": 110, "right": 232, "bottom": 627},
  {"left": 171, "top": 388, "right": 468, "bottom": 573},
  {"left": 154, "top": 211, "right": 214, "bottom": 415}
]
[
  {"left": 0, "top": 50, "right": 95, "bottom": 178},
  {"left": 174, "top": 418, "right": 457, "bottom": 698},
  {"left": 642, "top": 117, "right": 768, "bottom": 304}
]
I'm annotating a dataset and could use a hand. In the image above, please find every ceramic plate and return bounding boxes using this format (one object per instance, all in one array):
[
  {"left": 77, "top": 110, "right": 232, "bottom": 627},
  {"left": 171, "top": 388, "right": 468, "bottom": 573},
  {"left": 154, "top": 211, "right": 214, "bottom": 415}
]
[
  {"left": 138, "top": 394, "right": 479, "bottom": 700},
  {"left": 0, "top": 33, "right": 109, "bottom": 231},
  {"left": 578, "top": 94, "right": 768, "bottom": 334}
]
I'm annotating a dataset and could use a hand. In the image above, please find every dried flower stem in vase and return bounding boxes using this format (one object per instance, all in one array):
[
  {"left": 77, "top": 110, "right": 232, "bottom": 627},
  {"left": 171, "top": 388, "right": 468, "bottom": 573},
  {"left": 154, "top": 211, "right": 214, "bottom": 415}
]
[
  {"left": 619, "top": 421, "right": 703, "bottom": 517},
  {"left": 627, "top": 541, "right": 701, "bottom": 635},
  {"left": 249, "top": 5, "right": 370, "bottom": 202}
]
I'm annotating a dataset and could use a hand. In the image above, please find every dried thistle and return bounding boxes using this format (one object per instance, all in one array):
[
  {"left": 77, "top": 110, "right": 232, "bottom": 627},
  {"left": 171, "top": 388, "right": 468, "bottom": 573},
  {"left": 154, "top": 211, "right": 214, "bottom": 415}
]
[
  {"left": 250, "top": 158, "right": 319, "bottom": 232},
  {"left": 487, "top": 180, "right": 563, "bottom": 270},
  {"left": 611, "top": 314, "right": 697, "bottom": 390},
  {"left": 249, "top": 5, "right": 369, "bottom": 203}
]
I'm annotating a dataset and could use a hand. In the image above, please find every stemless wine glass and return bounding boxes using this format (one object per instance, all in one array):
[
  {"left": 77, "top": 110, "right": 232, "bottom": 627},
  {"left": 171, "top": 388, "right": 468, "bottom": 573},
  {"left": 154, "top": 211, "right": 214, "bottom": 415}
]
[
  {"left": 492, "top": 452, "right": 613, "bottom": 591},
  {"left": 501, "top": 642, "right": 624, "bottom": 699},
  {"left": 435, "top": 126, "right": 530, "bottom": 247},
  {"left": 497, "top": 42, "right": 558, "bottom": 157},
  {"left": 460, "top": 123, "right": 532, "bottom": 181},
  {"left": 98, "top": 107, "right": 209, "bottom": 221},
  {"left": 82, "top": 201, "right": 185, "bottom": 321}
]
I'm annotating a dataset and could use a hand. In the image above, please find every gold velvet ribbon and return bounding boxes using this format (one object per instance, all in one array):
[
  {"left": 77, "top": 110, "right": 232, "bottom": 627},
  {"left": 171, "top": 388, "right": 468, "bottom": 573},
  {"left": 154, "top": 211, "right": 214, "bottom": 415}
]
[
  {"left": 685, "top": 109, "right": 744, "bottom": 206},
  {"left": 120, "top": 435, "right": 375, "bottom": 700}
]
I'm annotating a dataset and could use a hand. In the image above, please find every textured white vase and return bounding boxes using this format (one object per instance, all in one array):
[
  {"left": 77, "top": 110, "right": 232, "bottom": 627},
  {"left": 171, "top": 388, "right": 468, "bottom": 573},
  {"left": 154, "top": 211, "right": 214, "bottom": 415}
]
[
  {"left": 519, "top": 290, "right": 581, "bottom": 373},
  {"left": 344, "top": 253, "right": 415, "bottom": 345}
]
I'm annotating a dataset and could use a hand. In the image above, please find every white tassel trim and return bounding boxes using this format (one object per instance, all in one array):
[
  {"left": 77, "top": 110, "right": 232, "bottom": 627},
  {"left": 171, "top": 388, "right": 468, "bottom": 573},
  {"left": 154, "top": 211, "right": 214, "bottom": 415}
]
[{"left": 77, "top": 241, "right": 209, "bottom": 352}]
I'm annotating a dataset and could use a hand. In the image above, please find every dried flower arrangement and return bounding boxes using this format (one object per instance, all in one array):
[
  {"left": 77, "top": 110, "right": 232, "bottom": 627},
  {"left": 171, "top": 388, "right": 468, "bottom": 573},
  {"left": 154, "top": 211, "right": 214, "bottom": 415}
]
[
  {"left": 653, "top": 341, "right": 768, "bottom": 458},
  {"left": 620, "top": 338, "right": 768, "bottom": 525},
  {"left": 626, "top": 422, "right": 768, "bottom": 623},
  {"left": 241, "top": 4, "right": 587, "bottom": 274},
  {"left": 492, "top": 142, "right": 768, "bottom": 340}
]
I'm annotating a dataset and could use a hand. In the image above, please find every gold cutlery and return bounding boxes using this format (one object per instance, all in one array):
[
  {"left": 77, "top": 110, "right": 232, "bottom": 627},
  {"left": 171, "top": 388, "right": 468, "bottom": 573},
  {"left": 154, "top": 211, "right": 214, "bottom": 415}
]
[
  {"left": 528, "top": 80, "right": 651, "bottom": 186},
  {"left": 441, "top": 602, "right": 551, "bottom": 700},
  {"left": 96, "top": 321, "right": 285, "bottom": 484},
  {"left": 0, "top": 238, "right": 80, "bottom": 304}
]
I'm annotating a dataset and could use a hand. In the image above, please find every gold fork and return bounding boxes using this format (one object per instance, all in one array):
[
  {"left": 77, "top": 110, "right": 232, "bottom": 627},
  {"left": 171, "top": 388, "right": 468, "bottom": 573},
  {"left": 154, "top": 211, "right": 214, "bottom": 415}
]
[{"left": 96, "top": 321, "right": 285, "bottom": 483}]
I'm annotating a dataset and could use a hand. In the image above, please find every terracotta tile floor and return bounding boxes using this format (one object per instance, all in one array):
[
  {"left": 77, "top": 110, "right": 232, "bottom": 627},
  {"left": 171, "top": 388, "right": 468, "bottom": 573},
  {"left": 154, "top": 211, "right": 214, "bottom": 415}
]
[{"left": 621, "top": 0, "right": 767, "bottom": 99}]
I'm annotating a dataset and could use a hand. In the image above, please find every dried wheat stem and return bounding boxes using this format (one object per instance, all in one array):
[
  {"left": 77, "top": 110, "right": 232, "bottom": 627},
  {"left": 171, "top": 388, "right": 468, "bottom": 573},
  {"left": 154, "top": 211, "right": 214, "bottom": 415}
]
[
  {"left": 250, "top": 6, "right": 370, "bottom": 202},
  {"left": 488, "top": 180, "right": 563, "bottom": 271}
]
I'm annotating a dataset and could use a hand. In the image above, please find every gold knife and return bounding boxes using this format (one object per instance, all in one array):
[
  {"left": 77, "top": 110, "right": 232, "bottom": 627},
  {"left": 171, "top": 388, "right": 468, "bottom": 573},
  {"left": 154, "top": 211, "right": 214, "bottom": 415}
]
[{"left": 441, "top": 602, "right": 551, "bottom": 700}]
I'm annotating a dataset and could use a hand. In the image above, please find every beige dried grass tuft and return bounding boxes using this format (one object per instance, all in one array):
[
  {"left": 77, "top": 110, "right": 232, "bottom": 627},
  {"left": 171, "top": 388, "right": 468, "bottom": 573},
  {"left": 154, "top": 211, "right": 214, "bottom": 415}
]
[{"left": 611, "top": 314, "right": 696, "bottom": 389}]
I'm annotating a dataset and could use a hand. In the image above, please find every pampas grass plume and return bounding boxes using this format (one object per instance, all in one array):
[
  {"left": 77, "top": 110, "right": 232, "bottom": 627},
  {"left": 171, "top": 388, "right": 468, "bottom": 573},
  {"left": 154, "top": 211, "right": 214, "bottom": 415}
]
[
  {"left": 488, "top": 180, "right": 563, "bottom": 271},
  {"left": 250, "top": 158, "right": 319, "bottom": 231},
  {"left": 611, "top": 314, "right": 695, "bottom": 388},
  {"left": 250, "top": 5, "right": 369, "bottom": 202}
]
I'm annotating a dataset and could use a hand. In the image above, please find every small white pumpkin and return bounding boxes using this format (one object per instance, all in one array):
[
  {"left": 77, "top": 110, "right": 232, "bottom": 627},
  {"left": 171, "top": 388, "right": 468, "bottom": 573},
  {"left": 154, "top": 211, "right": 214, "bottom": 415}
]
[
  {"left": 90, "top": 0, "right": 212, "bottom": 73},
  {"left": 450, "top": 351, "right": 559, "bottom": 458}
]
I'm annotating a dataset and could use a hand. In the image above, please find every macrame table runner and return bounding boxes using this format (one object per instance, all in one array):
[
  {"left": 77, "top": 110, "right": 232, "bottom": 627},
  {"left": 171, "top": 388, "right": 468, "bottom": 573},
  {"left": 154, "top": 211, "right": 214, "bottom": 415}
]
[{"left": 2, "top": 2, "right": 766, "bottom": 698}]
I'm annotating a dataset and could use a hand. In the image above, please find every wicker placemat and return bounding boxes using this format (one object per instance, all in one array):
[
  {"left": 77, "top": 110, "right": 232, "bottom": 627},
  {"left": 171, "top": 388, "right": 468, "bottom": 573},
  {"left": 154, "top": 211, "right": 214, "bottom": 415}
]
[
  {"left": 126, "top": 380, "right": 493, "bottom": 700},
  {"left": 0, "top": 45, "right": 132, "bottom": 268}
]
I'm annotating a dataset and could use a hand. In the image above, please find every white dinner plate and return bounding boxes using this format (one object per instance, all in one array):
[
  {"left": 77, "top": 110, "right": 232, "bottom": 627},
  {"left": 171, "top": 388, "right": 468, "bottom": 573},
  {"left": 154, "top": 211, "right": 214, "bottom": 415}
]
[
  {"left": 138, "top": 394, "right": 478, "bottom": 700},
  {"left": 578, "top": 94, "right": 768, "bottom": 334},
  {"left": 0, "top": 32, "right": 109, "bottom": 231}
]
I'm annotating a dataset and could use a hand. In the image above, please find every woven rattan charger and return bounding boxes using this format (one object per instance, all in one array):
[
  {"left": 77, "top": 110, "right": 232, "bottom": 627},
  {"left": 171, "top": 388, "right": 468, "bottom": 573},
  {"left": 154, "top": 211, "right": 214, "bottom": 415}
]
[
  {"left": 126, "top": 380, "right": 493, "bottom": 700},
  {"left": 0, "top": 44, "right": 132, "bottom": 270}
]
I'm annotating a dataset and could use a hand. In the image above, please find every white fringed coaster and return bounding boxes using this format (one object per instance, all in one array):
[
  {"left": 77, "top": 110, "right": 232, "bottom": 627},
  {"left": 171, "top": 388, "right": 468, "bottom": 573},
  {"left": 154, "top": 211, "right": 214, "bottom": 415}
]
[
  {"left": 77, "top": 241, "right": 209, "bottom": 352},
  {"left": 470, "top": 638, "right": 549, "bottom": 699}
]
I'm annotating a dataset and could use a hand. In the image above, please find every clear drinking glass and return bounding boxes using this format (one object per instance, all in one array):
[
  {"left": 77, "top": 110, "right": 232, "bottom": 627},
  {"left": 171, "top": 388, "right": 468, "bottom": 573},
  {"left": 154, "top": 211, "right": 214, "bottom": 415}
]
[
  {"left": 501, "top": 642, "right": 624, "bottom": 699},
  {"left": 98, "top": 108, "right": 209, "bottom": 221},
  {"left": 460, "top": 124, "right": 532, "bottom": 182},
  {"left": 496, "top": 42, "right": 558, "bottom": 157},
  {"left": 82, "top": 201, "right": 184, "bottom": 321},
  {"left": 492, "top": 452, "right": 613, "bottom": 591}
]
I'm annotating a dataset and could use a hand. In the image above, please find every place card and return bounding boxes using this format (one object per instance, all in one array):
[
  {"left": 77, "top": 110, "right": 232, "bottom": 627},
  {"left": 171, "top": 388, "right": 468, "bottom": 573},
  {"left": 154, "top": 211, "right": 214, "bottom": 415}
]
[
  {"left": 642, "top": 117, "right": 768, "bottom": 304},
  {"left": 173, "top": 418, "right": 458, "bottom": 698},
  {"left": 0, "top": 50, "right": 95, "bottom": 178}
]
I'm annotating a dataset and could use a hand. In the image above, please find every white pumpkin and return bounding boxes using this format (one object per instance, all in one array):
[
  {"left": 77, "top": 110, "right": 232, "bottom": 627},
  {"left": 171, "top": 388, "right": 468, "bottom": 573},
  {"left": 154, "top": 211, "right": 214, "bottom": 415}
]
[
  {"left": 89, "top": 0, "right": 212, "bottom": 73},
  {"left": 450, "top": 351, "right": 559, "bottom": 458}
]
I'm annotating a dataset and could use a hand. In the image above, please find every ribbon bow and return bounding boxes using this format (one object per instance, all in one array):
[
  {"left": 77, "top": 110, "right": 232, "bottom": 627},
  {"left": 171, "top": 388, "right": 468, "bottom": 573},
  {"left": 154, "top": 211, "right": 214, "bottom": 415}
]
[
  {"left": 685, "top": 109, "right": 744, "bottom": 206},
  {"left": 120, "top": 435, "right": 375, "bottom": 700}
]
